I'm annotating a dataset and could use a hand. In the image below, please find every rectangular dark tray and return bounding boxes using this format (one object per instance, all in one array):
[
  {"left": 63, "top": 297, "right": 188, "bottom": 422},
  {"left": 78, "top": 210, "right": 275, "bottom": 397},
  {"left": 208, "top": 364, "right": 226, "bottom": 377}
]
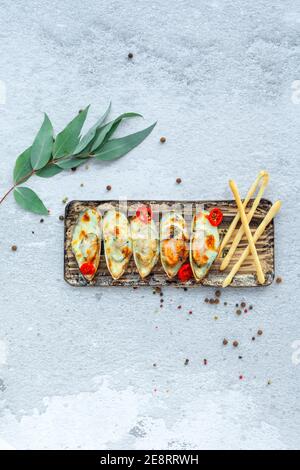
[{"left": 64, "top": 199, "right": 275, "bottom": 288}]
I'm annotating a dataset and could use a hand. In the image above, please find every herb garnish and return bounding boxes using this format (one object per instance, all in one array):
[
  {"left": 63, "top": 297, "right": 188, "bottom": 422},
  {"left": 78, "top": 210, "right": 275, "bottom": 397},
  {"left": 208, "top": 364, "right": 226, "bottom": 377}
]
[{"left": 0, "top": 103, "right": 156, "bottom": 215}]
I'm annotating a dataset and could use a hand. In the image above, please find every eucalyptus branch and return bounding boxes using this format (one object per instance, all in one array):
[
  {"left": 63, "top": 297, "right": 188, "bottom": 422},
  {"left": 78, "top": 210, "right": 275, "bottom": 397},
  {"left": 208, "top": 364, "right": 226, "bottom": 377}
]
[{"left": 0, "top": 104, "right": 156, "bottom": 215}]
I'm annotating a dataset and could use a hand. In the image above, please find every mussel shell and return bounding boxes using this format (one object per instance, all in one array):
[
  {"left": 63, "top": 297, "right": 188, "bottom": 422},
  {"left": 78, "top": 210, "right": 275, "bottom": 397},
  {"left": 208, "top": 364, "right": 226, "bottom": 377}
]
[
  {"left": 131, "top": 216, "right": 159, "bottom": 278},
  {"left": 71, "top": 208, "right": 102, "bottom": 281},
  {"left": 190, "top": 210, "right": 220, "bottom": 281},
  {"left": 102, "top": 209, "right": 133, "bottom": 280},
  {"left": 160, "top": 212, "right": 189, "bottom": 278}
]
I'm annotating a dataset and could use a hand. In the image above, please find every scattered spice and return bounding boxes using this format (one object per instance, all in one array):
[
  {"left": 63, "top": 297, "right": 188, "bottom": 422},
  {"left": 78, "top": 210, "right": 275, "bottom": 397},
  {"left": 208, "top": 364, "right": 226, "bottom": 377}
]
[
  {"left": 233, "top": 341, "right": 239, "bottom": 348},
  {"left": 252, "top": 337, "right": 256, "bottom": 341},
  {"left": 80, "top": 183, "right": 84, "bottom": 187},
  {"left": 160, "top": 136, "right": 166, "bottom": 143},
  {"left": 244, "top": 309, "right": 248, "bottom": 313},
  {"left": 176, "top": 178, "right": 182, "bottom": 184},
  {"left": 214, "top": 315, "right": 219, "bottom": 321},
  {"left": 59, "top": 215, "right": 64, "bottom": 221},
  {"left": 160, "top": 292, "right": 163, "bottom": 297},
  {"left": 239, "top": 375, "right": 244, "bottom": 380},
  {"left": 62, "top": 197, "right": 68, "bottom": 204},
  {"left": 71, "top": 167, "right": 77, "bottom": 172},
  {"left": 223, "top": 339, "right": 228, "bottom": 346},
  {"left": 214, "top": 298, "right": 220, "bottom": 304},
  {"left": 276, "top": 276, "right": 282, "bottom": 284},
  {"left": 205, "top": 298, "right": 209, "bottom": 303},
  {"left": 11, "top": 245, "right": 17, "bottom": 252},
  {"left": 215, "top": 290, "right": 221, "bottom": 297},
  {"left": 177, "top": 305, "right": 182, "bottom": 310},
  {"left": 236, "top": 309, "right": 242, "bottom": 316},
  {"left": 40, "top": 219, "right": 44, "bottom": 223},
  {"left": 183, "top": 287, "right": 188, "bottom": 292},
  {"left": 257, "top": 330, "right": 263, "bottom": 336},
  {"left": 189, "top": 310, "right": 193, "bottom": 315},
  {"left": 249, "top": 305, "right": 253, "bottom": 310},
  {"left": 128, "top": 52, "right": 133, "bottom": 59},
  {"left": 209, "top": 298, "right": 215, "bottom": 304},
  {"left": 267, "top": 380, "right": 272, "bottom": 386},
  {"left": 153, "top": 363, "right": 157, "bottom": 367},
  {"left": 160, "top": 298, "right": 164, "bottom": 303},
  {"left": 184, "top": 359, "right": 189, "bottom": 366},
  {"left": 241, "top": 302, "right": 246, "bottom": 308},
  {"left": 238, "top": 356, "right": 243, "bottom": 360},
  {"left": 106, "top": 185, "right": 112, "bottom": 191},
  {"left": 203, "top": 359, "right": 208, "bottom": 366},
  {"left": 235, "top": 303, "right": 239, "bottom": 308},
  {"left": 224, "top": 302, "right": 227, "bottom": 306}
]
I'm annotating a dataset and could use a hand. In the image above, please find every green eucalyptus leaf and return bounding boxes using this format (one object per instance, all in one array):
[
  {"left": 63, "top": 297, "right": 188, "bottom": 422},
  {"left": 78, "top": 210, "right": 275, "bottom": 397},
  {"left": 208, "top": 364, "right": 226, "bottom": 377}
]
[
  {"left": 31, "top": 113, "right": 53, "bottom": 170},
  {"left": 56, "top": 157, "right": 87, "bottom": 170},
  {"left": 93, "top": 122, "right": 156, "bottom": 161},
  {"left": 14, "top": 187, "right": 48, "bottom": 215},
  {"left": 53, "top": 106, "right": 90, "bottom": 159},
  {"left": 36, "top": 163, "right": 63, "bottom": 178},
  {"left": 74, "top": 102, "right": 111, "bottom": 155},
  {"left": 13, "top": 146, "right": 33, "bottom": 184},
  {"left": 91, "top": 113, "right": 142, "bottom": 152}
]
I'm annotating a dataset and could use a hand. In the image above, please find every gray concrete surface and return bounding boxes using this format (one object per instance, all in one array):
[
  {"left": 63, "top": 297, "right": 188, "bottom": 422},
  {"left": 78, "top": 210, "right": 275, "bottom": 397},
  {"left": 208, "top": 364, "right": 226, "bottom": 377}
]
[{"left": 0, "top": 0, "right": 300, "bottom": 450}]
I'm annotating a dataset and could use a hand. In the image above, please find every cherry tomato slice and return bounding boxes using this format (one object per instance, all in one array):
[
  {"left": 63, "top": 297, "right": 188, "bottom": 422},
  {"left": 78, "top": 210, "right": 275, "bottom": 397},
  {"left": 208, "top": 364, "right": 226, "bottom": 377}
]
[
  {"left": 136, "top": 205, "right": 153, "bottom": 224},
  {"left": 178, "top": 263, "right": 193, "bottom": 282},
  {"left": 208, "top": 208, "right": 223, "bottom": 227},
  {"left": 80, "top": 262, "right": 96, "bottom": 277}
]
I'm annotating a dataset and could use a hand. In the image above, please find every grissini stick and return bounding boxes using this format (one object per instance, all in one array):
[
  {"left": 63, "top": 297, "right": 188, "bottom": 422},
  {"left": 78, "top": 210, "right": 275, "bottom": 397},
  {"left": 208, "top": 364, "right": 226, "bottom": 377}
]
[
  {"left": 229, "top": 180, "right": 265, "bottom": 284},
  {"left": 222, "top": 200, "right": 282, "bottom": 287},
  {"left": 218, "top": 170, "right": 268, "bottom": 258},
  {"left": 220, "top": 171, "right": 269, "bottom": 271}
]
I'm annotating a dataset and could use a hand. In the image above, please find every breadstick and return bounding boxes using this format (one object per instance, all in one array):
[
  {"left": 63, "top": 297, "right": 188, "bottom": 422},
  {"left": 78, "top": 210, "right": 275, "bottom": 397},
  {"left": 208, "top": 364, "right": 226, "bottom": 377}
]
[
  {"left": 229, "top": 180, "right": 265, "bottom": 284},
  {"left": 218, "top": 170, "right": 268, "bottom": 258},
  {"left": 222, "top": 201, "right": 282, "bottom": 287},
  {"left": 220, "top": 171, "right": 269, "bottom": 271}
]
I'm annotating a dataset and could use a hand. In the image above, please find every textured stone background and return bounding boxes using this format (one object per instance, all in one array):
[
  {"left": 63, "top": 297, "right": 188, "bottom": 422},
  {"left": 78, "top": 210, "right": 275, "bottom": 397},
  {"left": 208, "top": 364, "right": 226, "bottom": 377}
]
[{"left": 0, "top": 0, "right": 300, "bottom": 450}]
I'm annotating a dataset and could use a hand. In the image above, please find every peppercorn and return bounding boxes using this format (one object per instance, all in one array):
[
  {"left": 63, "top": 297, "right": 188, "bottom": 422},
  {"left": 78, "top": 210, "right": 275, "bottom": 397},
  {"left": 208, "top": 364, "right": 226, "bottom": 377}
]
[
  {"left": 128, "top": 52, "right": 133, "bottom": 59},
  {"left": 233, "top": 341, "right": 239, "bottom": 348},
  {"left": 209, "top": 298, "right": 215, "bottom": 304},
  {"left": 176, "top": 178, "right": 182, "bottom": 184},
  {"left": 183, "top": 287, "right": 188, "bottom": 292},
  {"left": 177, "top": 305, "right": 182, "bottom": 310},
  {"left": 203, "top": 359, "right": 207, "bottom": 366},
  {"left": 224, "top": 302, "right": 227, "bottom": 306},
  {"left": 235, "top": 303, "right": 239, "bottom": 308},
  {"left": 71, "top": 167, "right": 77, "bottom": 172},
  {"left": 106, "top": 185, "right": 112, "bottom": 191},
  {"left": 214, "top": 298, "right": 220, "bottom": 304},
  {"left": 223, "top": 339, "right": 228, "bottom": 346},
  {"left": 40, "top": 219, "right": 44, "bottom": 223},
  {"left": 276, "top": 277, "right": 282, "bottom": 284},
  {"left": 249, "top": 305, "right": 253, "bottom": 310},
  {"left": 160, "top": 136, "right": 166, "bottom": 143},
  {"left": 59, "top": 215, "right": 64, "bottom": 221},
  {"left": 241, "top": 302, "right": 246, "bottom": 308},
  {"left": 11, "top": 245, "right": 17, "bottom": 252},
  {"left": 252, "top": 337, "right": 256, "bottom": 341},
  {"left": 257, "top": 330, "right": 263, "bottom": 336},
  {"left": 160, "top": 292, "right": 163, "bottom": 297},
  {"left": 62, "top": 197, "right": 68, "bottom": 204},
  {"left": 205, "top": 298, "right": 209, "bottom": 303},
  {"left": 189, "top": 310, "right": 193, "bottom": 315},
  {"left": 184, "top": 359, "right": 189, "bottom": 366},
  {"left": 215, "top": 290, "right": 221, "bottom": 297},
  {"left": 236, "top": 309, "right": 242, "bottom": 315}
]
